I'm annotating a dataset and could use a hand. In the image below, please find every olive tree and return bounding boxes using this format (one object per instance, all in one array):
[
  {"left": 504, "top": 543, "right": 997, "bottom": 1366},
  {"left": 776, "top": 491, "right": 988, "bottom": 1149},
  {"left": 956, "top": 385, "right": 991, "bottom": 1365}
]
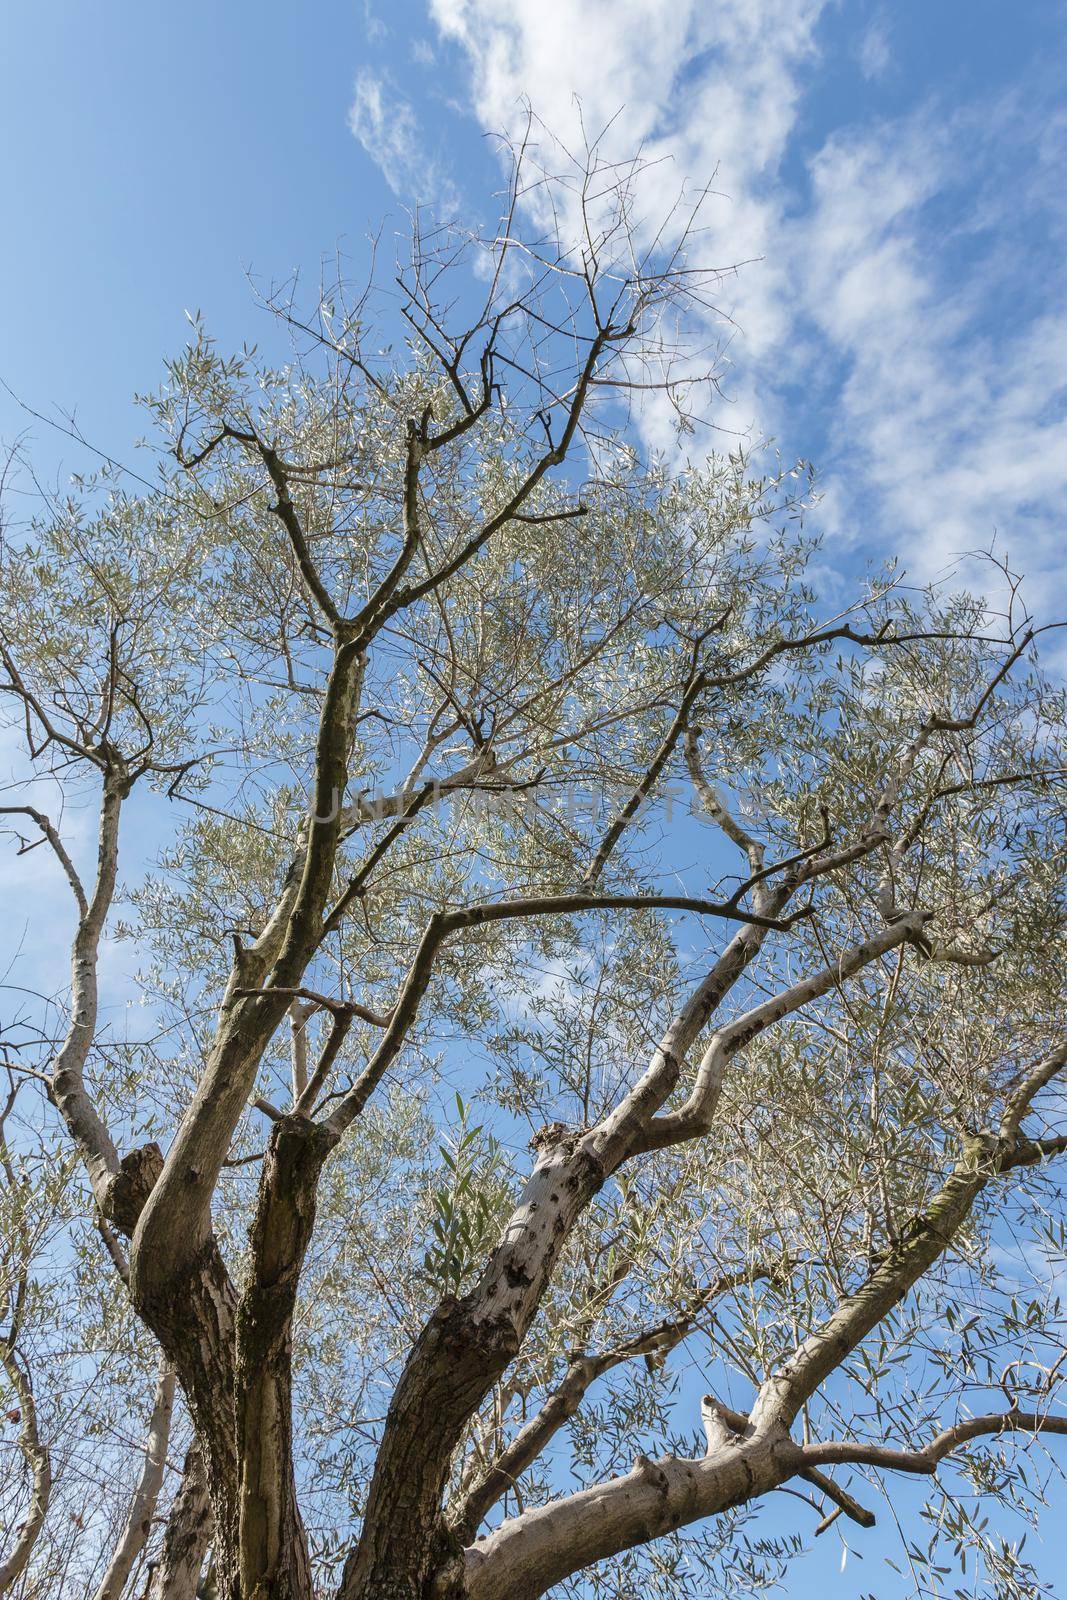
[
  {"left": 1, "top": 143, "right": 1066, "bottom": 1600},
  {"left": 0, "top": 1064, "right": 177, "bottom": 1600}
]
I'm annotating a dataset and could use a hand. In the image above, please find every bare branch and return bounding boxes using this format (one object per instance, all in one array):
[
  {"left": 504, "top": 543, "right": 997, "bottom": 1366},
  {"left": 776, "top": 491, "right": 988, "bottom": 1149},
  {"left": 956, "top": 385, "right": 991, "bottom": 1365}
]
[
  {"left": 91, "top": 1358, "right": 176, "bottom": 1600},
  {"left": 451, "top": 1267, "right": 773, "bottom": 1541},
  {"left": 637, "top": 912, "right": 930, "bottom": 1153},
  {"left": 802, "top": 1411, "right": 1067, "bottom": 1477},
  {"left": 0, "top": 1338, "right": 52, "bottom": 1595}
]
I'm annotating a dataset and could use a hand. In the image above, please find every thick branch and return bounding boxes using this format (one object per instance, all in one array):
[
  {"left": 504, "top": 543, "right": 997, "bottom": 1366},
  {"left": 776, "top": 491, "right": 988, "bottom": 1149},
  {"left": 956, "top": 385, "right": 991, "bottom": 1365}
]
[
  {"left": 49, "top": 769, "right": 127, "bottom": 1209},
  {"left": 234, "top": 1117, "right": 331, "bottom": 1599},
  {"left": 451, "top": 1269, "right": 771, "bottom": 1542},
  {"left": 638, "top": 912, "right": 929, "bottom": 1153},
  {"left": 132, "top": 638, "right": 364, "bottom": 1291},
  {"left": 324, "top": 893, "right": 803, "bottom": 1146},
  {"left": 752, "top": 1076, "right": 1067, "bottom": 1434},
  {"left": 462, "top": 1435, "right": 792, "bottom": 1600}
]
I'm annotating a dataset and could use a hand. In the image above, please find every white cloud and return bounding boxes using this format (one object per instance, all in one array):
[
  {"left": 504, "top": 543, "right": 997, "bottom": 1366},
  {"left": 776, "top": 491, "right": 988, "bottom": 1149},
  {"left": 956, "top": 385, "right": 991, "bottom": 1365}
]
[
  {"left": 362, "top": 0, "right": 389, "bottom": 44},
  {"left": 858, "top": 16, "right": 891, "bottom": 81},
  {"left": 348, "top": 68, "right": 458, "bottom": 210},
  {"left": 429, "top": 0, "right": 828, "bottom": 369},
  {"left": 424, "top": 1, "right": 1067, "bottom": 616},
  {"left": 795, "top": 105, "right": 1067, "bottom": 603}
]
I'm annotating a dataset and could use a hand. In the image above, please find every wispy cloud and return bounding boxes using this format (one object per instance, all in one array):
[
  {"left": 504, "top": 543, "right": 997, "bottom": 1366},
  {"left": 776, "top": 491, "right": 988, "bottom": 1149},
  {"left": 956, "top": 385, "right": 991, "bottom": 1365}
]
[
  {"left": 796, "top": 101, "right": 1067, "bottom": 598},
  {"left": 428, "top": 0, "right": 827, "bottom": 447},
  {"left": 429, "top": 0, "right": 824, "bottom": 311},
  {"left": 425, "top": 0, "right": 1067, "bottom": 614},
  {"left": 348, "top": 68, "right": 458, "bottom": 210},
  {"left": 858, "top": 15, "right": 892, "bottom": 81}
]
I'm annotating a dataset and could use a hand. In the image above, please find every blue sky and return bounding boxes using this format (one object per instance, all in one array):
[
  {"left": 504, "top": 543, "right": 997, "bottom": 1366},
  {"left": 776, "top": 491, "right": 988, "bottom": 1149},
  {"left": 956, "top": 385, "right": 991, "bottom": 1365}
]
[
  {"left": 4, "top": 1, "right": 1067, "bottom": 628},
  {"left": 3, "top": 2, "right": 1067, "bottom": 1594}
]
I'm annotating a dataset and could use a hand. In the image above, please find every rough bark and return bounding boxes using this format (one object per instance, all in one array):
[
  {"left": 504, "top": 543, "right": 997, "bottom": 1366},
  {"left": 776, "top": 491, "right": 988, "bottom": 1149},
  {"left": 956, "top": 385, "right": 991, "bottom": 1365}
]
[
  {"left": 339, "top": 1134, "right": 606, "bottom": 1600},
  {"left": 132, "top": 1239, "right": 240, "bottom": 1598},
  {"left": 234, "top": 1117, "right": 335, "bottom": 1600},
  {"left": 338, "top": 904, "right": 929, "bottom": 1595},
  {"left": 147, "top": 1441, "right": 213, "bottom": 1600}
]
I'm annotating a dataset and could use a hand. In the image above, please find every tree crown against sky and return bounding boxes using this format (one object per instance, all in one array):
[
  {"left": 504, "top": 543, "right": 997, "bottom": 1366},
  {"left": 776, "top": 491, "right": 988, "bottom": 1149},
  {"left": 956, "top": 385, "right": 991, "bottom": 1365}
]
[{"left": 1, "top": 140, "right": 1066, "bottom": 1600}]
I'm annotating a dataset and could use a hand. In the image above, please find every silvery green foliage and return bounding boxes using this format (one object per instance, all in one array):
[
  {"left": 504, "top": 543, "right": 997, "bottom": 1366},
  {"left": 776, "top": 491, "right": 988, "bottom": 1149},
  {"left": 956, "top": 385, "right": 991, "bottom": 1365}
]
[{"left": 0, "top": 146, "right": 1065, "bottom": 1600}]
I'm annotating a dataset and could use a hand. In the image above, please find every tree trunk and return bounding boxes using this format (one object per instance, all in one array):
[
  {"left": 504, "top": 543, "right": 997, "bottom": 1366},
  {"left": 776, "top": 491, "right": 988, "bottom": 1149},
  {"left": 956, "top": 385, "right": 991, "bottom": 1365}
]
[
  {"left": 232, "top": 1118, "right": 330, "bottom": 1600},
  {"left": 130, "top": 1236, "right": 241, "bottom": 1599},
  {"left": 340, "top": 1134, "right": 605, "bottom": 1600}
]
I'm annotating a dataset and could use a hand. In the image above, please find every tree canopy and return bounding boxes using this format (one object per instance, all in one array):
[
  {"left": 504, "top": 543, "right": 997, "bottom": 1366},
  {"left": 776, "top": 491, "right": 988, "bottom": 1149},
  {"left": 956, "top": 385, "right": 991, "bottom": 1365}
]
[{"left": 1, "top": 143, "right": 1066, "bottom": 1600}]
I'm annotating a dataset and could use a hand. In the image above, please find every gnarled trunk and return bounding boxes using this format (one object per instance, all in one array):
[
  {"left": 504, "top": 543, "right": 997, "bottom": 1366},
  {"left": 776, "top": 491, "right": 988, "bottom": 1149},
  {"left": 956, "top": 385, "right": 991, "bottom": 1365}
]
[{"left": 232, "top": 1117, "right": 332, "bottom": 1600}]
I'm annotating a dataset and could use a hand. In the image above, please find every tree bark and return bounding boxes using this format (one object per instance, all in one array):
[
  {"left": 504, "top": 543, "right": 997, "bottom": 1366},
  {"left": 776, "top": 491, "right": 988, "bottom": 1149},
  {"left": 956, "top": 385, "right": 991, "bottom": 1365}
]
[
  {"left": 462, "top": 1437, "right": 793, "bottom": 1600},
  {"left": 147, "top": 1440, "right": 213, "bottom": 1600},
  {"left": 132, "top": 1238, "right": 240, "bottom": 1598},
  {"left": 339, "top": 1133, "right": 605, "bottom": 1600},
  {"left": 234, "top": 1117, "right": 333, "bottom": 1600}
]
